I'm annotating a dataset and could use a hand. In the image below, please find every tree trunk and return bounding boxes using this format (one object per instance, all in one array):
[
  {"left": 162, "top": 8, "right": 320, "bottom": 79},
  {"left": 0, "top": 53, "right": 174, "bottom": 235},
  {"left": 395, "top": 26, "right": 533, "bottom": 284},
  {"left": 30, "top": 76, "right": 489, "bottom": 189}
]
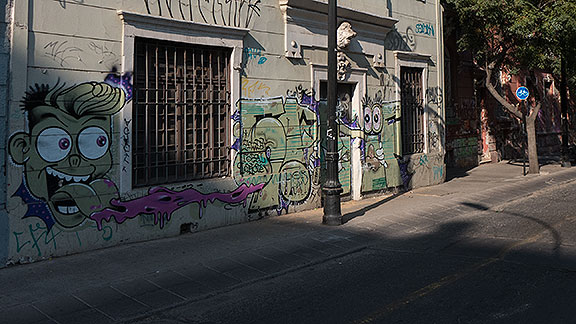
[
  {"left": 485, "top": 66, "right": 541, "bottom": 174},
  {"left": 525, "top": 115, "right": 540, "bottom": 174}
]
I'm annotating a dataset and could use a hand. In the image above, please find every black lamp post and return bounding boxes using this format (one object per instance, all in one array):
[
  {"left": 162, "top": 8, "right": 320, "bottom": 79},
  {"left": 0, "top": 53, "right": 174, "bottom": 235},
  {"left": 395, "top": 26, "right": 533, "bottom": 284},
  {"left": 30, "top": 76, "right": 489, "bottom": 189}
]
[{"left": 322, "top": 0, "right": 343, "bottom": 225}]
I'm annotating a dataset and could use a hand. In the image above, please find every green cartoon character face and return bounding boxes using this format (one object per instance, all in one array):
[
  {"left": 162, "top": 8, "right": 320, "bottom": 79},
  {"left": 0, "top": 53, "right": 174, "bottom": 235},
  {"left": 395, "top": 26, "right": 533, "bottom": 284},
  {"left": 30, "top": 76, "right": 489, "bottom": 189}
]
[{"left": 9, "top": 82, "right": 125, "bottom": 228}]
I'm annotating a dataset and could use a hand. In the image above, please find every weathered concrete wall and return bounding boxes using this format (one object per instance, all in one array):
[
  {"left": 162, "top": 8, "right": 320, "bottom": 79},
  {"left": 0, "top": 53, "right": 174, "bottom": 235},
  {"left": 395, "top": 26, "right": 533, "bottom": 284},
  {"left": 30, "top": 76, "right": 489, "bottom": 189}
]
[
  {"left": 0, "top": 0, "right": 11, "bottom": 266},
  {"left": 387, "top": 0, "right": 446, "bottom": 187},
  {"left": 3, "top": 0, "right": 445, "bottom": 266}
]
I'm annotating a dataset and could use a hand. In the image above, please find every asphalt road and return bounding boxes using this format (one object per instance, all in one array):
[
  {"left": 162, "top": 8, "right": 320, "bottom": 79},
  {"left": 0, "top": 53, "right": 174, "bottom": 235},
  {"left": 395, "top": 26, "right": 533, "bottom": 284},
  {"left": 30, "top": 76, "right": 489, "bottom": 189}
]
[{"left": 128, "top": 179, "right": 576, "bottom": 324}]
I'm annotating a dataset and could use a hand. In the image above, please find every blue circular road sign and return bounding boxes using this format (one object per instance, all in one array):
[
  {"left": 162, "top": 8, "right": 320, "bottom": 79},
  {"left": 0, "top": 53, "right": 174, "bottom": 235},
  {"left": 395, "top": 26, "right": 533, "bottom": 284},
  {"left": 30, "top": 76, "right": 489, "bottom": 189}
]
[{"left": 516, "top": 86, "right": 530, "bottom": 101}]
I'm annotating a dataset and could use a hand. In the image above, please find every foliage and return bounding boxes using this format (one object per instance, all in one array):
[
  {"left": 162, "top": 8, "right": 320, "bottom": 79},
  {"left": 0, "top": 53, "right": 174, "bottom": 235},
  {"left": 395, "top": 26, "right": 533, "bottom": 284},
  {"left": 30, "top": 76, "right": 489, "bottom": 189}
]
[
  {"left": 444, "top": 0, "right": 576, "bottom": 94},
  {"left": 443, "top": 0, "right": 576, "bottom": 174}
]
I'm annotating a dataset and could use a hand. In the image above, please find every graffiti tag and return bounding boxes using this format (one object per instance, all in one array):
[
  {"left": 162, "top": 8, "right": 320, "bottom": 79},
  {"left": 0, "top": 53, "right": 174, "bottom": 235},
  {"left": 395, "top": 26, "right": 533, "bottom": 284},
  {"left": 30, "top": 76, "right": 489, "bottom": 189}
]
[
  {"left": 43, "top": 41, "right": 84, "bottom": 67},
  {"left": 415, "top": 23, "right": 435, "bottom": 37}
]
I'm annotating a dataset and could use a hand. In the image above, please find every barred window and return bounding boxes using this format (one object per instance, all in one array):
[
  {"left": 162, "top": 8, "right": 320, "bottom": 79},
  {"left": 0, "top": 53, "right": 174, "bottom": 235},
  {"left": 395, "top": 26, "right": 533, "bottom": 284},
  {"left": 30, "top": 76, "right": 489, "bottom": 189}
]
[
  {"left": 133, "top": 38, "right": 231, "bottom": 187},
  {"left": 400, "top": 67, "right": 425, "bottom": 155}
]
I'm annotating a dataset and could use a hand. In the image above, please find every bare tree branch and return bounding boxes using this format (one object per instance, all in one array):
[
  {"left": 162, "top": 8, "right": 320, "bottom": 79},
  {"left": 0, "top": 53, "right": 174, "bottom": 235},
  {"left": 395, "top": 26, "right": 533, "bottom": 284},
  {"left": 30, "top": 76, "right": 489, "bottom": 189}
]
[
  {"left": 527, "top": 101, "right": 542, "bottom": 123},
  {"left": 485, "top": 64, "right": 523, "bottom": 119}
]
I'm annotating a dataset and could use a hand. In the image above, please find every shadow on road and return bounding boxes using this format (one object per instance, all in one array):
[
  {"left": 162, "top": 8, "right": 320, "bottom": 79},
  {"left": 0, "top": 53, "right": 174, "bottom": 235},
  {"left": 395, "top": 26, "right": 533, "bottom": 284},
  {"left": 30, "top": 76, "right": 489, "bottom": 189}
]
[{"left": 2, "top": 180, "right": 576, "bottom": 324}]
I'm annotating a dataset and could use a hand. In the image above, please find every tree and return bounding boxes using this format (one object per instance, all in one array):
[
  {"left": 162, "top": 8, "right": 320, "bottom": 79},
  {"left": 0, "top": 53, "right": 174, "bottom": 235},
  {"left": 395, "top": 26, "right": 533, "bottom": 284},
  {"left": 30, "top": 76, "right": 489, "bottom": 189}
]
[{"left": 444, "top": 0, "right": 576, "bottom": 174}]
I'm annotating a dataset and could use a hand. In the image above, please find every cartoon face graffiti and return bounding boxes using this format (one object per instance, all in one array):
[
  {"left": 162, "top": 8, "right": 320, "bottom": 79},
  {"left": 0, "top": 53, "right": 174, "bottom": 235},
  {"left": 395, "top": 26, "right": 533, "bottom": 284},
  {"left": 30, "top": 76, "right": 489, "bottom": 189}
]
[
  {"left": 363, "top": 104, "right": 384, "bottom": 135},
  {"left": 9, "top": 82, "right": 125, "bottom": 229}
]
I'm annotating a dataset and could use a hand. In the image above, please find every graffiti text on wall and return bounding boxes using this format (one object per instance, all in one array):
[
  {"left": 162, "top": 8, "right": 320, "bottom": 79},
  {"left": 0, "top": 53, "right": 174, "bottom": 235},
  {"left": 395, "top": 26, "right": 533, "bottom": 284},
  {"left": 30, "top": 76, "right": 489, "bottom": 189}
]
[
  {"left": 13, "top": 222, "right": 114, "bottom": 257},
  {"left": 42, "top": 40, "right": 120, "bottom": 69},
  {"left": 242, "top": 79, "right": 271, "bottom": 98},
  {"left": 143, "top": 0, "right": 262, "bottom": 28},
  {"left": 43, "top": 41, "right": 84, "bottom": 67},
  {"left": 88, "top": 42, "right": 119, "bottom": 67},
  {"left": 415, "top": 23, "right": 435, "bottom": 37},
  {"left": 243, "top": 47, "right": 267, "bottom": 65}
]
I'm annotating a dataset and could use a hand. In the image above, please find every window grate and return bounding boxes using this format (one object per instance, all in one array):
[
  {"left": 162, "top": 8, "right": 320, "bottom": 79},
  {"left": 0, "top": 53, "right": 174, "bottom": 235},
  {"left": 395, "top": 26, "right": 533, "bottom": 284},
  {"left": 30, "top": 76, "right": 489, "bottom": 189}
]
[
  {"left": 133, "top": 38, "right": 231, "bottom": 187},
  {"left": 400, "top": 67, "right": 424, "bottom": 155}
]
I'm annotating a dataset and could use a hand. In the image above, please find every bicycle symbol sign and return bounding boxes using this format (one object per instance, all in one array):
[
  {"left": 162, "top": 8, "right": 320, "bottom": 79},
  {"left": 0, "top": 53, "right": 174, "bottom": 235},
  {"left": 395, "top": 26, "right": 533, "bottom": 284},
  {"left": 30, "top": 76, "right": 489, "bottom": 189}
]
[{"left": 516, "top": 86, "right": 530, "bottom": 101}]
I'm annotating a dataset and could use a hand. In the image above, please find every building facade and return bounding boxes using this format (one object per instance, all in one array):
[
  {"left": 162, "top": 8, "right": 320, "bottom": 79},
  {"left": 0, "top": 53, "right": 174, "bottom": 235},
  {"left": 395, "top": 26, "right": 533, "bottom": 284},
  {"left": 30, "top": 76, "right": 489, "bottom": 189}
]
[{"left": 0, "top": 0, "right": 445, "bottom": 266}]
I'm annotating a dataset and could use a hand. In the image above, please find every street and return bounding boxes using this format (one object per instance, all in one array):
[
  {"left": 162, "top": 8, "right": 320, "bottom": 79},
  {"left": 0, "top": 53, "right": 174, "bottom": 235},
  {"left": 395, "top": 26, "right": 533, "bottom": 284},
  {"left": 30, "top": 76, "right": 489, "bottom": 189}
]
[
  {"left": 131, "top": 176, "right": 576, "bottom": 324},
  {"left": 1, "top": 0, "right": 576, "bottom": 323},
  {"left": 2, "top": 163, "right": 576, "bottom": 324}
]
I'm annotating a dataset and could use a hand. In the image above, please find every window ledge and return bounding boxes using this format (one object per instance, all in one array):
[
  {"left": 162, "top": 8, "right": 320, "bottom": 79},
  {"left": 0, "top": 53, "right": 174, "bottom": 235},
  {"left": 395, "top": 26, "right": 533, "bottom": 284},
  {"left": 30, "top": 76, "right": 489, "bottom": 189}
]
[
  {"left": 394, "top": 51, "right": 432, "bottom": 62},
  {"left": 118, "top": 10, "right": 249, "bottom": 40}
]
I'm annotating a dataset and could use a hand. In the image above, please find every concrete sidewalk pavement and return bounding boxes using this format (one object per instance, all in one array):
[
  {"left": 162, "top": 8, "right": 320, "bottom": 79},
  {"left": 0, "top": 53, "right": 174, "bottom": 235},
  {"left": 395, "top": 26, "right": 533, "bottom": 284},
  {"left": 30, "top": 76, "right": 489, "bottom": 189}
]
[{"left": 1, "top": 161, "right": 575, "bottom": 324}]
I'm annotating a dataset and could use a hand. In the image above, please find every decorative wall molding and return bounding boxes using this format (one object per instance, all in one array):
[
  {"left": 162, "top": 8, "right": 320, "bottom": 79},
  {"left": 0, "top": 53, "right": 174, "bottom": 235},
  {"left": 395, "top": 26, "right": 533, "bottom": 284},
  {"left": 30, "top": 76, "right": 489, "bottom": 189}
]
[
  {"left": 394, "top": 51, "right": 432, "bottom": 62},
  {"left": 279, "top": 0, "right": 397, "bottom": 67}
]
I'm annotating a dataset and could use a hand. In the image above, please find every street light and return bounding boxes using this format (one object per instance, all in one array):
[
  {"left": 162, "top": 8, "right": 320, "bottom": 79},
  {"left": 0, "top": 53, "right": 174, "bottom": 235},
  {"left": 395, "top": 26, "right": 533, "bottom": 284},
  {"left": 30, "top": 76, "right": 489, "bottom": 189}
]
[{"left": 322, "top": 0, "right": 343, "bottom": 225}]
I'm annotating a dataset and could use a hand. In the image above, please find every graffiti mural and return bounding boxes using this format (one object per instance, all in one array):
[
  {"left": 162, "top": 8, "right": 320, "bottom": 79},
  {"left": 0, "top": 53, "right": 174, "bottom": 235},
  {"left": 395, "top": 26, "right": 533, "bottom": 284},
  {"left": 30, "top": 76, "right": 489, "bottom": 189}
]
[
  {"left": 9, "top": 77, "right": 266, "bottom": 239},
  {"left": 448, "top": 136, "right": 478, "bottom": 160},
  {"left": 9, "top": 82, "right": 127, "bottom": 230},
  {"left": 143, "top": 0, "right": 261, "bottom": 28},
  {"left": 90, "top": 183, "right": 265, "bottom": 230},
  {"left": 318, "top": 88, "right": 355, "bottom": 195},
  {"left": 234, "top": 86, "right": 321, "bottom": 214},
  {"left": 360, "top": 91, "right": 401, "bottom": 192}
]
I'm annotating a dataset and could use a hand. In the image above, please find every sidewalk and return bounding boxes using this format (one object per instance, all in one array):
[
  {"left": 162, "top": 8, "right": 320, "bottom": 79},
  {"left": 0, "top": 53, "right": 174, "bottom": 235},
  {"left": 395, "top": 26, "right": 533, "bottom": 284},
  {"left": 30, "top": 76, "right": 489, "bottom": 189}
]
[{"left": 1, "top": 161, "right": 575, "bottom": 324}]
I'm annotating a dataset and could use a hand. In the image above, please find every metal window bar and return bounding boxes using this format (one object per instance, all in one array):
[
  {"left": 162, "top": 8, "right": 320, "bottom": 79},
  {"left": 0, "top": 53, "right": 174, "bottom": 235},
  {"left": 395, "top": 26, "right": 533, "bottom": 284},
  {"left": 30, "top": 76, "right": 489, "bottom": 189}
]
[
  {"left": 133, "top": 38, "right": 231, "bottom": 187},
  {"left": 400, "top": 67, "right": 424, "bottom": 155}
]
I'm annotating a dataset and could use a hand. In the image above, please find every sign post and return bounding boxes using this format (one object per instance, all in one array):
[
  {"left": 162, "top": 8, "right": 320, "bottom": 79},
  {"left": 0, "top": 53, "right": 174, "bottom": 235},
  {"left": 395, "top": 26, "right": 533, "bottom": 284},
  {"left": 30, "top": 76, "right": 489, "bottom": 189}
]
[{"left": 516, "top": 86, "right": 530, "bottom": 176}]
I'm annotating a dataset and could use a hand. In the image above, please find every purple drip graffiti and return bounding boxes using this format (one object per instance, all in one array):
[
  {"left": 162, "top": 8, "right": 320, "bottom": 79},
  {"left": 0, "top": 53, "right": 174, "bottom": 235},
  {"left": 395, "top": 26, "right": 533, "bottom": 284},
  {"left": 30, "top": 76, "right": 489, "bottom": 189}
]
[{"left": 90, "top": 183, "right": 265, "bottom": 230}]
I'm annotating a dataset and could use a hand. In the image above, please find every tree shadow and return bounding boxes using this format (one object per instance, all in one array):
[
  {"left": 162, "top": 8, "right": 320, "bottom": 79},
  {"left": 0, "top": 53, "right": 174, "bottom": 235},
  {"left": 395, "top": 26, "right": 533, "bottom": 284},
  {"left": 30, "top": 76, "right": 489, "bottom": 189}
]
[
  {"left": 3, "top": 189, "right": 576, "bottom": 324},
  {"left": 342, "top": 192, "right": 404, "bottom": 224},
  {"left": 445, "top": 165, "right": 475, "bottom": 181}
]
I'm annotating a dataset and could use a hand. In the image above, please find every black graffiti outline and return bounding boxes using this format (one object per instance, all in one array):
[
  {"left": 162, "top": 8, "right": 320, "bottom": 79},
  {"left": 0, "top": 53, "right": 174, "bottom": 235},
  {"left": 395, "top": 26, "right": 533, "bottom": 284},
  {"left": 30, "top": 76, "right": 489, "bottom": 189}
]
[
  {"left": 143, "top": 0, "right": 261, "bottom": 28},
  {"left": 88, "top": 42, "right": 118, "bottom": 66},
  {"left": 43, "top": 41, "right": 84, "bottom": 67},
  {"left": 122, "top": 118, "right": 132, "bottom": 172},
  {"left": 426, "top": 87, "right": 444, "bottom": 106},
  {"left": 57, "top": 0, "right": 84, "bottom": 9}
]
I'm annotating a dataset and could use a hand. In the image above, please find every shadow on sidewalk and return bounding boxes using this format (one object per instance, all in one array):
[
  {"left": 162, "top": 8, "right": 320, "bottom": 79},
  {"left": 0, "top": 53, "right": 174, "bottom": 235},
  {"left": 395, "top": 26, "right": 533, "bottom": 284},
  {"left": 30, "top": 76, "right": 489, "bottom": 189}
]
[
  {"left": 445, "top": 166, "right": 475, "bottom": 182},
  {"left": 2, "top": 179, "right": 576, "bottom": 324},
  {"left": 122, "top": 200, "right": 576, "bottom": 324},
  {"left": 342, "top": 193, "right": 404, "bottom": 224}
]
